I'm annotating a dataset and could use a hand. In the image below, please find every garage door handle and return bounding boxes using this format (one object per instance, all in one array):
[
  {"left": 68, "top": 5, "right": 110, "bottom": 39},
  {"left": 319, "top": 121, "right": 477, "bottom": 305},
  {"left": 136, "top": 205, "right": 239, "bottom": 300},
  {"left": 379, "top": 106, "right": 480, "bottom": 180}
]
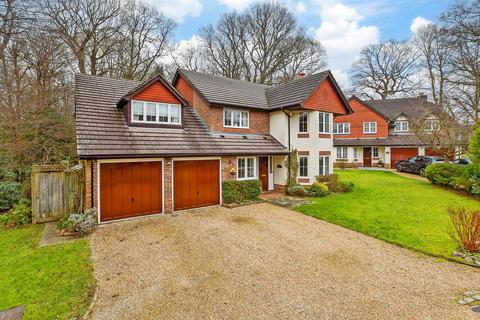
[{"left": 131, "top": 197, "right": 134, "bottom": 203}]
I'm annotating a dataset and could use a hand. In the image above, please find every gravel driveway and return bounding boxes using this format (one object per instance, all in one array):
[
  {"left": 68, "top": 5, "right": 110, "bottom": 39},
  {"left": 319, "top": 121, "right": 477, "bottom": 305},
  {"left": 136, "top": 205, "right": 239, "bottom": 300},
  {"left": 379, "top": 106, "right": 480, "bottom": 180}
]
[{"left": 90, "top": 203, "right": 480, "bottom": 320}]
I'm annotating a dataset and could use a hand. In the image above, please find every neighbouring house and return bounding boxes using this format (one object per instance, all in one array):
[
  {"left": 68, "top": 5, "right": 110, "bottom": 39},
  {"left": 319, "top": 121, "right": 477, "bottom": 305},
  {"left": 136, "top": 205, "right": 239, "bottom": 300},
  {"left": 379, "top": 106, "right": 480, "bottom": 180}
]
[
  {"left": 333, "top": 95, "right": 442, "bottom": 169},
  {"left": 75, "top": 69, "right": 351, "bottom": 222}
]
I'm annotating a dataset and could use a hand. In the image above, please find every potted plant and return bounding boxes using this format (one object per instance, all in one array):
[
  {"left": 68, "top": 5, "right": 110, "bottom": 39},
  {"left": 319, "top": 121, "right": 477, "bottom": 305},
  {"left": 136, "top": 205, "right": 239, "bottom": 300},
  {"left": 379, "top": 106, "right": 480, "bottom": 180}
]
[{"left": 377, "top": 159, "right": 384, "bottom": 168}]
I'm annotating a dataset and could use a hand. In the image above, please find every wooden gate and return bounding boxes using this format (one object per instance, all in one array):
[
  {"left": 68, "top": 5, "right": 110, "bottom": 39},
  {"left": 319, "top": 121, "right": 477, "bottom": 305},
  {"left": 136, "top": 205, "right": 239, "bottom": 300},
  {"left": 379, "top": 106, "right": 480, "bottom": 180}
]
[{"left": 31, "top": 164, "right": 83, "bottom": 224}]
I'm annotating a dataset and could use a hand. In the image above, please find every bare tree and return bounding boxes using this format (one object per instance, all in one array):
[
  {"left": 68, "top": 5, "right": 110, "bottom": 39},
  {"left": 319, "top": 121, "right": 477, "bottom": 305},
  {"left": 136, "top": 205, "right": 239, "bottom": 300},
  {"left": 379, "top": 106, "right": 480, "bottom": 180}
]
[
  {"left": 42, "top": 0, "right": 122, "bottom": 75},
  {"left": 198, "top": 2, "right": 327, "bottom": 84},
  {"left": 106, "top": 0, "right": 176, "bottom": 81},
  {"left": 351, "top": 40, "right": 420, "bottom": 100}
]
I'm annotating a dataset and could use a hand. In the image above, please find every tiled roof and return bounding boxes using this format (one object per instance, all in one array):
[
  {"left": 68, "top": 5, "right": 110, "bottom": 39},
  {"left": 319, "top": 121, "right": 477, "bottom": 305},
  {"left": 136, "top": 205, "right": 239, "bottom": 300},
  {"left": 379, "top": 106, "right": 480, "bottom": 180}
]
[
  {"left": 175, "top": 69, "right": 346, "bottom": 111},
  {"left": 265, "top": 71, "right": 330, "bottom": 108},
  {"left": 334, "top": 135, "right": 427, "bottom": 147},
  {"left": 365, "top": 98, "right": 441, "bottom": 121},
  {"left": 75, "top": 74, "right": 288, "bottom": 158}
]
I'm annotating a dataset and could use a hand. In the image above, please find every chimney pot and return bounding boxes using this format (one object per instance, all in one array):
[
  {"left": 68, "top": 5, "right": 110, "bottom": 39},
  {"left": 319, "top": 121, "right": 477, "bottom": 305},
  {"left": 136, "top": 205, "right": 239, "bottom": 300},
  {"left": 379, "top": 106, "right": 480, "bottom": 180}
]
[
  {"left": 299, "top": 72, "right": 306, "bottom": 79},
  {"left": 417, "top": 93, "right": 427, "bottom": 101}
]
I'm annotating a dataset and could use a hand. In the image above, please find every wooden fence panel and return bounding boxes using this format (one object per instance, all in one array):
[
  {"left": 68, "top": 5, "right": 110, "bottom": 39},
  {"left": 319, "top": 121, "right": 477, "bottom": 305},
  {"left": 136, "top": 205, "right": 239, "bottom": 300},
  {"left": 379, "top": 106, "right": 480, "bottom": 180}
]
[{"left": 31, "top": 164, "right": 83, "bottom": 224}]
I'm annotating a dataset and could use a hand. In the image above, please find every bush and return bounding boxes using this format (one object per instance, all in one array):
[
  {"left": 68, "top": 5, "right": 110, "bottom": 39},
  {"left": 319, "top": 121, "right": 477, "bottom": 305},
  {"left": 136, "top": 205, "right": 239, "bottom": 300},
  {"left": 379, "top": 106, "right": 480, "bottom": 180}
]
[
  {"left": 334, "top": 181, "right": 354, "bottom": 193},
  {"left": 449, "top": 207, "right": 480, "bottom": 253},
  {"left": 308, "top": 182, "right": 329, "bottom": 197},
  {"left": 425, "top": 163, "right": 466, "bottom": 186},
  {"left": 1, "top": 198, "right": 31, "bottom": 227},
  {"left": 0, "top": 181, "right": 22, "bottom": 211},
  {"left": 286, "top": 185, "right": 308, "bottom": 197},
  {"left": 57, "top": 208, "right": 97, "bottom": 236},
  {"left": 222, "top": 180, "right": 262, "bottom": 204}
]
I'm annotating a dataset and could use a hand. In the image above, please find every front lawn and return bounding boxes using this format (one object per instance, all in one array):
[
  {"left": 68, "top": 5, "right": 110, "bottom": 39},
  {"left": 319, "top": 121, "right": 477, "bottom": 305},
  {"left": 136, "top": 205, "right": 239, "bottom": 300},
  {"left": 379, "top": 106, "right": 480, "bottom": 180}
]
[
  {"left": 295, "top": 170, "right": 480, "bottom": 260},
  {"left": 0, "top": 225, "right": 94, "bottom": 319}
]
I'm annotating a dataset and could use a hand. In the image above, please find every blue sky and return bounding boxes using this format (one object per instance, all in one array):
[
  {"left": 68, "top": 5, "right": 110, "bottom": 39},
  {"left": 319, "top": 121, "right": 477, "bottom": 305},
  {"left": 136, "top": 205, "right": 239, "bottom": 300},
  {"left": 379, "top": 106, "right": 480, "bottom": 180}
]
[{"left": 149, "top": 0, "right": 452, "bottom": 85}]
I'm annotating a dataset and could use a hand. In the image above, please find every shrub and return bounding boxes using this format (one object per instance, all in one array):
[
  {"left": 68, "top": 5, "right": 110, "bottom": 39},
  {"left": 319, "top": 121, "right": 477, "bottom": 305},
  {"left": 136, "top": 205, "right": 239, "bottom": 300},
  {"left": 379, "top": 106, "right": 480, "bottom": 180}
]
[
  {"left": 308, "top": 182, "right": 329, "bottom": 197},
  {"left": 449, "top": 207, "right": 480, "bottom": 252},
  {"left": 57, "top": 208, "right": 97, "bottom": 236},
  {"left": 425, "top": 163, "right": 466, "bottom": 186},
  {"left": 1, "top": 198, "right": 31, "bottom": 227},
  {"left": 0, "top": 181, "right": 22, "bottom": 211},
  {"left": 334, "top": 181, "right": 354, "bottom": 193},
  {"left": 222, "top": 179, "right": 262, "bottom": 204},
  {"left": 286, "top": 185, "right": 308, "bottom": 197}
]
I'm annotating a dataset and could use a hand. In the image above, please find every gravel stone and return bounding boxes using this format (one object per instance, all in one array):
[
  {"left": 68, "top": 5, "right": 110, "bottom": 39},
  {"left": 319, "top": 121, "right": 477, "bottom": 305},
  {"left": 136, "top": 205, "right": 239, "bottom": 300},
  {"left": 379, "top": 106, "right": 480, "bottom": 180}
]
[{"left": 90, "top": 203, "right": 480, "bottom": 320}]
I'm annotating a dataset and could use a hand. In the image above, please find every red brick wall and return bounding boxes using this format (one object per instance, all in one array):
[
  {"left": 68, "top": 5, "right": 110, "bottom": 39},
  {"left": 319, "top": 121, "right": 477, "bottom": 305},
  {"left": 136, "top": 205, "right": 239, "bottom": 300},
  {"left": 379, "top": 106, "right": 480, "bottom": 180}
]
[
  {"left": 163, "top": 158, "right": 173, "bottom": 213},
  {"left": 334, "top": 98, "right": 389, "bottom": 139},
  {"left": 222, "top": 156, "right": 237, "bottom": 181},
  {"left": 175, "top": 76, "right": 193, "bottom": 105},
  {"left": 83, "top": 159, "right": 98, "bottom": 212},
  {"left": 192, "top": 89, "right": 269, "bottom": 134},
  {"left": 133, "top": 81, "right": 180, "bottom": 104},
  {"left": 304, "top": 78, "right": 348, "bottom": 115}
]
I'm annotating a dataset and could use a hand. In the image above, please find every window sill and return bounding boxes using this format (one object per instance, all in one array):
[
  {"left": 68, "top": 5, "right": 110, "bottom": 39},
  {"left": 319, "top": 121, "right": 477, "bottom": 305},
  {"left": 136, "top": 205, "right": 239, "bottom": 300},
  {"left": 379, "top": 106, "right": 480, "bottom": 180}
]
[
  {"left": 298, "top": 178, "right": 310, "bottom": 184},
  {"left": 319, "top": 133, "right": 331, "bottom": 138},
  {"left": 237, "top": 177, "right": 257, "bottom": 181},
  {"left": 297, "top": 133, "right": 309, "bottom": 138}
]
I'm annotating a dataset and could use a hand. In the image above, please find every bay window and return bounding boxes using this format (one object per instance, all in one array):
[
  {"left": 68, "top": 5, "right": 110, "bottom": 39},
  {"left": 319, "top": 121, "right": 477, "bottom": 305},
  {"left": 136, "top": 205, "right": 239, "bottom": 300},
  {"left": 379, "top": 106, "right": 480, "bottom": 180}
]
[{"left": 131, "top": 100, "right": 181, "bottom": 125}]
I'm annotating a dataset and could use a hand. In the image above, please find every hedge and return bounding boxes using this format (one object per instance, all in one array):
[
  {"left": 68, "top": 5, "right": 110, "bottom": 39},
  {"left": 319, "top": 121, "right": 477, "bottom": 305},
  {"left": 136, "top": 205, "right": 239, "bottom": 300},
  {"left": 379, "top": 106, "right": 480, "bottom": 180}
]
[
  {"left": 425, "top": 163, "right": 466, "bottom": 186},
  {"left": 222, "top": 179, "right": 262, "bottom": 204}
]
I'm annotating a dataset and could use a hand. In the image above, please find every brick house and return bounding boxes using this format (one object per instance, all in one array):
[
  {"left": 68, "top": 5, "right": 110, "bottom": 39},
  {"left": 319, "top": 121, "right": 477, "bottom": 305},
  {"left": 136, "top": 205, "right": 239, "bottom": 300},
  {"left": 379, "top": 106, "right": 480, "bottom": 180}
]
[
  {"left": 333, "top": 95, "right": 441, "bottom": 169},
  {"left": 75, "top": 69, "right": 351, "bottom": 222}
]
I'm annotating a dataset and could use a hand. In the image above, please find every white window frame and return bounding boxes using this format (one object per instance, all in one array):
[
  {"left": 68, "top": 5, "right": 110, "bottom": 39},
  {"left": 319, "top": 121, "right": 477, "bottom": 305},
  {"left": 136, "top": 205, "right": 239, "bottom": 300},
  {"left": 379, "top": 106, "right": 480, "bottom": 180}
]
[
  {"left": 354, "top": 148, "right": 358, "bottom": 160},
  {"left": 237, "top": 157, "right": 256, "bottom": 180},
  {"left": 299, "top": 112, "right": 308, "bottom": 133},
  {"left": 299, "top": 156, "right": 309, "bottom": 178},
  {"left": 319, "top": 156, "right": 330, "bottom": 176},
  {"left": 363, "top": 122, "right": 377, "bottom": 134},
  {"left": 336, "top": 147, "right": 348, "bottom": 159},
  {"left": 131, "top": 100, "right": 182, "bottom": 125},
  {"left": 372, "top": 147, "right": 379, "bottom": 157},
  {"left": 333, "top": 122, "right": 350, "bottom": 134},
  {"left": 224, "top": 108, "right": 249, "bottom": 129},
  {"left": 319, "top": 112, "right": 331, "bottom": 133},
  {"left": 395, "top": 120, "right": 409, "bottom": 132}
]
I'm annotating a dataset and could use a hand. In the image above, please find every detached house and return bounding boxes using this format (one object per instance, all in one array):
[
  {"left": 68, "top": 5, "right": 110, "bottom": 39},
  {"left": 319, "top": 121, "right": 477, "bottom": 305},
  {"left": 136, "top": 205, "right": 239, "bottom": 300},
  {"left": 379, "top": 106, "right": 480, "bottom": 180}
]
[
  {"left": 333, "top": 95, "right": 441, "bottom": 168},
  {"left": 75, "top": 69, "right": 351, "bottom": 222}
]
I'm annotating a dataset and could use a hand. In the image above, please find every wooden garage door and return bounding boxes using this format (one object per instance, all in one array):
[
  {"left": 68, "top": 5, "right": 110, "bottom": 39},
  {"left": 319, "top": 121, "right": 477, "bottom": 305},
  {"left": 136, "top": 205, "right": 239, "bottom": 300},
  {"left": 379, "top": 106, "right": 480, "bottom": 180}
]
[
  {"left": 425, "top": 148, "right": 442, "bottom": 156},
  {"left": 100, "top": 162, "right": 162, "bottom": 222},
  {"left": 173, "top": 160, "right": 220, "bottom": 211},
  {"left": 391, "top": 148, "right": 418, "bottom": 168}
]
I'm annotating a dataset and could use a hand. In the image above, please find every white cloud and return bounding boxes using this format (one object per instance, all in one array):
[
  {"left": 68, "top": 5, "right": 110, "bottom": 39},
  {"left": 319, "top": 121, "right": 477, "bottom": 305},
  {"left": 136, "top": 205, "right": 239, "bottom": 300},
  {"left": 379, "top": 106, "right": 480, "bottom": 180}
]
[
  {"left": 217, "top": 0, "right": 257, "bottom": 11},
  {"left": 160, "top": 35, "right": 203, "bottom": 65},
  {"left": 295, "top": 1, "right": 306, "bottom": 13},
  {"left": 147, "top": 0, "right": 203, "bottom": 22},
  {"left": 410, "top": 16, "right": 432, "bottom": 34},
  {"left": 312, "top": 3, "right": 380, "bottom": 86}
]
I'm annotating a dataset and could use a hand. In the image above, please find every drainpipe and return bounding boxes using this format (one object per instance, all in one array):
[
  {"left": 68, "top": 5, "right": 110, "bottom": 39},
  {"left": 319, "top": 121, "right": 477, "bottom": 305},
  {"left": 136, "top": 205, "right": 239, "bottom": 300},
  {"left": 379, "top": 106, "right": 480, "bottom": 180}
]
[
  {"left": 282, "top": 108, "right": 292, "bottom": 184},
  {"left": 90, "top": 159, "right": 94, "bottom": 208}
]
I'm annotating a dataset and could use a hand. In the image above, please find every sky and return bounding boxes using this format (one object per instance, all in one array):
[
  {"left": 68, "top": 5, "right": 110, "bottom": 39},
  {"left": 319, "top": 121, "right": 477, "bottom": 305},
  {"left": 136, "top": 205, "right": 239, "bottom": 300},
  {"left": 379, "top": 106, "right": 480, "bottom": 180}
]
[{"left": 148, "top": 0, "right": 452, "bottom": 86}]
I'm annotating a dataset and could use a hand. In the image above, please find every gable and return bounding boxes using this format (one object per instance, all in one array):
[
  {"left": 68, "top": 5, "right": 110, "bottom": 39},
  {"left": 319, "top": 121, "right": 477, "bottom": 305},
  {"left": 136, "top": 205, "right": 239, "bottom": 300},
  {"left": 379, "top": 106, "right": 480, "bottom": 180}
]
[
  {"left": 133, "top": 81, "right": 180, "bottom": 104},
  {"left": 174, "top": 75, "right": 194, "bottom": 105},
  {"left": 303, "top": 79, "right": 348, "bottom": 115},
  {"left": 336, "top": 98, "right": 388, "bottom": 123}
]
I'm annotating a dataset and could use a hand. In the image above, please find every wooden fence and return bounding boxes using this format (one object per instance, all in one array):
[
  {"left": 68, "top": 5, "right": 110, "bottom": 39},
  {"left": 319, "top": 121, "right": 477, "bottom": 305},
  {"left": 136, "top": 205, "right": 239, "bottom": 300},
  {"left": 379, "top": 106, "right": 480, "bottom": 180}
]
[{"left": 31, "top": 164, "right": 83, "bottom": 224}]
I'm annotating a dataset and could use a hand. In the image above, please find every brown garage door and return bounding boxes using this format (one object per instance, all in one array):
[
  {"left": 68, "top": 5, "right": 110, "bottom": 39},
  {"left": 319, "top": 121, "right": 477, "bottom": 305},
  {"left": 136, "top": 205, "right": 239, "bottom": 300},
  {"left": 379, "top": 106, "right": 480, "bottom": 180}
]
[
  {"left": 425, "top": 148, "right": 442, "bottom": 156},
  {"left": 391, "top": 148, "right": 418, "bottom": 168},
  {"left": 173, "top": 160, "right": 220, "bottom": 211},
  {"left": 100, "top": 161, "right": 162, "bottom": 222}
]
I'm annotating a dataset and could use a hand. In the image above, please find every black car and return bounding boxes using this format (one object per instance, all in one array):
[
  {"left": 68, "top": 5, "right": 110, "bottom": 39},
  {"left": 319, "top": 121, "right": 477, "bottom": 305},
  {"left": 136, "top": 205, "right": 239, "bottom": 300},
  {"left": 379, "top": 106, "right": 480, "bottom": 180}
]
[{"left": 396, "top": 156, "right": 444, "bottom": 176}]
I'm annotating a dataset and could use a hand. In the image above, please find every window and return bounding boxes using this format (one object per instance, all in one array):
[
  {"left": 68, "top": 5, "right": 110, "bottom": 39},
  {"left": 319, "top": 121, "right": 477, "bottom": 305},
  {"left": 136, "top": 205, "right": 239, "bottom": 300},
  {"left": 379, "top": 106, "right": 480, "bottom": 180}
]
[
  {"left": 224, "top": 109, "right": 249, "bottom": 128},
  {"left": 425, "top": 120, "right": 438, "bottom": 132},
  {"left": 319, "top": 112, "right": 330, "bottom": 133},
  {"left": 319, "top": 156, "right": 330, "bottom": 175},
  {"left": 395, "top": 120, "right": 409, "bottom": 132},
  {"left": 299, "top": 112, "right": 308, "bottom": 133},
  {"left": 131, "top": 100, "right": 181, "bottom": 125},
  {"left": 299, "top": 157, "right": 308, "bottom": 177},
  {"left": 363, "top": 122, "right": 377, "bottom": 134},
  {"left": 372, "top": 147, "right": 379, "bottom": 157},
  {"left": 336, "top": 147, "right": 348, "bottom": 159},
  {"left": 237, "top": 157, "right": 256, "bottom": 180},
  {"left": 354, "top": 148, "right": 358, "bottom": 159},
  {"left": 333, "top": 123, "right": 350, "bottom": 134}
]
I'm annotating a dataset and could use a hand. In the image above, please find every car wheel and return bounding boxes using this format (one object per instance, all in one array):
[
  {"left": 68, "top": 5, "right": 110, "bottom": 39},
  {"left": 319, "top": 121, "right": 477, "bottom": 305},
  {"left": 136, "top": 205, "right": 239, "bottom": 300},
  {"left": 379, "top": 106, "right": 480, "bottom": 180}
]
[
  {"left": 420, "top": 168, "right": 425, "bottom": 176},
  {"left": 396, "top": 164, "right": 402, "bottom": 172}
]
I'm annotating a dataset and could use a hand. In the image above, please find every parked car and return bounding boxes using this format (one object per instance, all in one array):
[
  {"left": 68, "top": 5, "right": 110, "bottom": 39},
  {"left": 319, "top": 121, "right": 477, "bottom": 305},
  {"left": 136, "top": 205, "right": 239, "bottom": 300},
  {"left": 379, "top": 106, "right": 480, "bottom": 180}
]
[
  {"left": 396, "top": 156, "right": 445, "bottom": 176},
  {"left": 453, "top": 158, "right": 472, "bottom": 165}
]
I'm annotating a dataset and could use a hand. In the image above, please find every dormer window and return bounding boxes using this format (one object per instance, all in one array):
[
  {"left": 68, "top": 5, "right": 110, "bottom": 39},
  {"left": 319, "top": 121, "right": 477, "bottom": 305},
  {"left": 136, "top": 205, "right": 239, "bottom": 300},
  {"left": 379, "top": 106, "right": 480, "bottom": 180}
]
[
  {"left": 395, "top": 120, "right": 409, "bottom": 132},
  {"left": 224, "top": 109, "right": 249, "bottom": 128},
  {"left": 131, "top": 100, "right": 181, "bottom": 125}
]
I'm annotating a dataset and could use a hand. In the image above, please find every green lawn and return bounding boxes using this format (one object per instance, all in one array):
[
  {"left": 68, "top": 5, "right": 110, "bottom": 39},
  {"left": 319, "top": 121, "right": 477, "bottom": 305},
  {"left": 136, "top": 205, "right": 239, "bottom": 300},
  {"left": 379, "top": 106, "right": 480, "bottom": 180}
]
[
  {"left": 295, "top": 170, "right": 480, "bottom": 260},
  {"left": 0, "top": 225, "right": 95, "bottom": 319}
]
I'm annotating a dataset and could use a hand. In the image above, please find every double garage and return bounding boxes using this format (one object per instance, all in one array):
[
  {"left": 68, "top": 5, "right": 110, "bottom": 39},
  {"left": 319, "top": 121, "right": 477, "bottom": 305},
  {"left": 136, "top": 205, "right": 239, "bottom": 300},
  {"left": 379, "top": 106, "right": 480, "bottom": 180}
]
[
  {"left": 98, "top": 159, "right": 220, "bottom": 222},
  {"left": 390, "top": 147, "right": 442, "bottom": 168}
]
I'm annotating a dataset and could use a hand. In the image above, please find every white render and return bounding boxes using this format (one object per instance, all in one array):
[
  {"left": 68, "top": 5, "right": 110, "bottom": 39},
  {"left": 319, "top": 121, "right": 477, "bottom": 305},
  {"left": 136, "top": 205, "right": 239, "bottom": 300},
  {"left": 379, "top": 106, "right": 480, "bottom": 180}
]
[{"left": 270, "top": 110, "right": 334, "bottom": 185}]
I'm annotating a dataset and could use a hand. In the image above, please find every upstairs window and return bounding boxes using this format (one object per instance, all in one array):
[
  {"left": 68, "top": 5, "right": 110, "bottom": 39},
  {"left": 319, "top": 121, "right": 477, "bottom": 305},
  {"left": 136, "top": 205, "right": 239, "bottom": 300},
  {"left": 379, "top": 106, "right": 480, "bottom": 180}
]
[
  {"left": 395, "top": 120, "right": 409, "bottom": 132},
  {"left": 424, "top": 120, "right": 438, "bottom": 132},
  {"left": 299, "top": 112, "right": 308, "bottom": 133},
  {"left": 333, "top": 123, "right": 350, "bottom": 134},
  {"left": 131, "top": 100, "right": 181, "bottom": 125},
  {"left": 363, "top": 122, "right": 377, "bottom": 134},
  {"left": 224, "top": 109, "right": 249, "bottom": 128},
  {"left": 319, "top": 112, "right": 330, "bottom": 133}
]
